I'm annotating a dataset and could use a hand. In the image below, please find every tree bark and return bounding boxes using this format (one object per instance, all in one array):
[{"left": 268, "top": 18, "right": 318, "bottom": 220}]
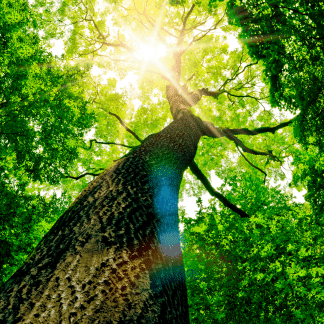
[{"left": 0, "top": 86, "right": 208, "bottom": 323}]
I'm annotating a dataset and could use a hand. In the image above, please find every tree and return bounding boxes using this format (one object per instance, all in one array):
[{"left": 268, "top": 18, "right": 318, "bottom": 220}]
[
  {"left": 181, "top": 171, "right": 324, "bottom": 323},
  {"left": 0, "top": 0, "right": 96, "bottom": 286},
  {"left": 226, "top": 0, "right": 324, "bottom": 218},
  {"left": 1, "top": 0, "right": 320, "bottom": 322}
]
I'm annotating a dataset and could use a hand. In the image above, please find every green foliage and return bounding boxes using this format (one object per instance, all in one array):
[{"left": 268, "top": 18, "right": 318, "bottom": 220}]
[
  {"left": 0, "top": 0, "right": 96, "bottom": 285},
  {"left": 169, "top": 0, "right": 187, "bottom": 6},
  {"left": 0, "top": 0, "right": 96, "bottom": 185},
  {"left": 1, "top": 1, "right": 319, "bottom": 322},
  {"left": 181, "top": 172, "right": 324, "bottom": 323},
  {"left": 291, "top": 145, "right": 324, "bottom": 221},
  {"left": 226, "top": 0, "right": 324, "bottom": 127},
  {"left": 226, "top": 0, "right": 324, "bottom": 218},
  {"left": 0, "top": 176, "right": 72, "bottom": 289}
]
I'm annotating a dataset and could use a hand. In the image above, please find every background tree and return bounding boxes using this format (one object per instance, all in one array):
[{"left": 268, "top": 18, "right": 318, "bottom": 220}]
[
  {"left": 227, "top": 0, "right": 324, "bottom": 219},
  {"left": 0, "top": 0, "right": 96, "bottom": 286},
  {"left": 181, "top": 171, "right": 324, "bottom": 323},
  {"left": 1, "top": 0, "right": 322, "bottom": 322}
]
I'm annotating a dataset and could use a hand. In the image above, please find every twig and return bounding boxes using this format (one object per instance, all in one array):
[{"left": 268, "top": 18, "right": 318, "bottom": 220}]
[
  {"left": 186, "top": 73, "right": 195, "bottom": 83},
  {"left": 85, "top": 139, "right": 136, "bottom": 149},
  {"left": 189, "top": 9, "right": 227, "bottom": 45},
  {"left": 225, "top": 91, "right": 267, "bottom": 102},
  {"left": 64, "top": 170, "right": 104, "bottom": 180},
  {"left": 236, "top": 145, "right": 267, "bottom": 184}
]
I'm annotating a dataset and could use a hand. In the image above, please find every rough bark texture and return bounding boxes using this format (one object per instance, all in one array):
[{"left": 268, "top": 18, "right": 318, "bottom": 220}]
[{"left": 0, "top": 96, "right": 207, "bottom": 323}]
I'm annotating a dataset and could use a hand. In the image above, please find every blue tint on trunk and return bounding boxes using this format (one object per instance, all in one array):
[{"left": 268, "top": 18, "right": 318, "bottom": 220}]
[{"left": 148, "top": 164, "right": 186, "bottom": 295}]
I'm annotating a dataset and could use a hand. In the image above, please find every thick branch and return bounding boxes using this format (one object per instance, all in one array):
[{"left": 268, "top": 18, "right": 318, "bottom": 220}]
[
  {"left": 202, "top": 121, "right": 289, "bottom": 161},
  {"left": 200, "top": 88, "right": 225, "bottom": 100},
  {"left": 166, "top": 85, "right": 204, "bottom": 118},
  {"left": 172, "top": 52, "right": 182, "bottom": 82},
  {"left": 189, "top": 161, "right": 250, "bottom": 218},
  {"left": 172, "top": 5, "right": 196, "bottom": 81},
  {"left": 109, "top": 112, "right": 142, "bottom": 143}
]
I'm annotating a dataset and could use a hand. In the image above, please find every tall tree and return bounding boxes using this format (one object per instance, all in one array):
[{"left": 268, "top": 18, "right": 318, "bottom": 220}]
[{"left": 0, "top": 0, "right": 314, "bottom": 322}]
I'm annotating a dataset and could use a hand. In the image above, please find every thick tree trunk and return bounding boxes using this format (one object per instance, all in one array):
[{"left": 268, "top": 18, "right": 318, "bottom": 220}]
[{"left": 0, "top": 106, "right": 207, "bottom": 323}]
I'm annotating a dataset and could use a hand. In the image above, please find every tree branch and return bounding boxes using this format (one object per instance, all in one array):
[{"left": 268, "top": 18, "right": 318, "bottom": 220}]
[
  {"left": 128, "top": 1, "right": 175, "bottom": 40},
  {"left": 178, "top": 4, "right": 195, "bottom": 46},
  {"left": 203, "top": 116, "right": 297, "bottom": 139},
  {"left": 265, "top": 1, "right": 310, "bottom": 18},
  {"left": 220, "top": 59, "right": 258, "bottom": 91},
  {"left": 189, "top": 10, "right": 227, "bottom": 45},
  {"left": 200, "top": 88, "right": 225, "bottom": 100},
  {"left": 109, "top": 112, "right": 143, "bottom": 143},
  {"left": 189, "top": 161, "right": 250, "bottom": 218},
  {"left": 102, "top": 41, "right": 133, "bottom": 52},
  {"left": 225, "top": 91, "right": 267, "bottom": 103},
  {"left": 202, "top": 120, "right": 293, "bottom": 162},
  {"left": 228, "top": 116, "right": 297, "bottom": 136},
  {"left": 171, "top": 4, "right": 196, "bottom": 80},
  {"left": 186, "top": 73, "right": 195, "bottom": 83},
  {"left": 236, "top": 145, "right": 267, "bottom": 184},
  {"left": 78, "top": 43, "right": 105, "bottom": 57},
  {"left": 222, "top": 129, "right": 279, "bottom": 161},
  {"left": 85, "top": 139, "right": 136, "bottom": 150},
  {"left": 204, "top": 56, "right": 259, "bottom": 102},
  {"left": 64, "top": 170, "right": 104, "bottom": 180}
]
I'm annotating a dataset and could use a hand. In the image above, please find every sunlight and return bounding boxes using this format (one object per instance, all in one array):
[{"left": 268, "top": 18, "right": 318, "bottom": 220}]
[{"left": 134, "top": 42, "right": 167, "bottom": 64}]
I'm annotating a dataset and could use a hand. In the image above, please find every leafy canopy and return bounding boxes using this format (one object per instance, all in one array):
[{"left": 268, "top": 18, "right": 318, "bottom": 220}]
[
  {"left": 2, "top": 0, "right": 323, "bottom": 322},
  {"left": 227, "top": 0, "right": 324, "bottom": 217},
  {"left": 0, "top": 0, "right": 95, "bottom": 286}
]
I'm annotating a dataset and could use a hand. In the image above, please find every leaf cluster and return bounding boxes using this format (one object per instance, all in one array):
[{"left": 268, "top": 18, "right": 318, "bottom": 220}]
[
  {"left": 0, "top": 0, "right": 96, "bottom": 285},
  {"left": 226, "top": 0, "right": 324, "bottom": 218},
  {"left": 0, "top": 176, "right": 72, "bottom": 289},
  {"left": 181, "top": 170, "right": 324, "bottom": 323}
]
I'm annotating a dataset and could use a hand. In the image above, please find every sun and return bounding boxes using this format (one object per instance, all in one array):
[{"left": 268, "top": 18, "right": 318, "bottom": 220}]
[{"left": 134, "top": 42, "right": 167, "bottom": 64}]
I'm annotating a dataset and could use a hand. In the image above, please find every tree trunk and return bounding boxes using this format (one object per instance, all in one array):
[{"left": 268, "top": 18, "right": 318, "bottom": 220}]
[{"left": 0, "top": 102, "right": 207, "bottom": 323}]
